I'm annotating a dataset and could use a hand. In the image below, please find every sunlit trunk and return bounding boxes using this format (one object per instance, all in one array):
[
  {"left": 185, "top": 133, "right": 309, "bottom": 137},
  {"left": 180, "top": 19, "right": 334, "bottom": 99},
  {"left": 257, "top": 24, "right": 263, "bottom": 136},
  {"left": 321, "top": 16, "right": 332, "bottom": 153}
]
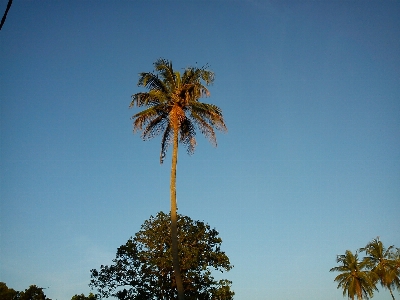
[{"left": 170, "top": 123, "right": 185, "bottom": 300}]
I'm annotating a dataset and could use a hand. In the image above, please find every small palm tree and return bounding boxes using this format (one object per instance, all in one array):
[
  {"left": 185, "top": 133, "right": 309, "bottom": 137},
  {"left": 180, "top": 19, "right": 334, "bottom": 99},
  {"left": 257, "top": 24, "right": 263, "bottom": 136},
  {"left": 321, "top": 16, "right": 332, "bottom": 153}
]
[
  {"left": 130, "top": 58, "right": 227, "bottom": 300},
  {"left": 330, "top": 250, "right": 378, "bottom": 300}
]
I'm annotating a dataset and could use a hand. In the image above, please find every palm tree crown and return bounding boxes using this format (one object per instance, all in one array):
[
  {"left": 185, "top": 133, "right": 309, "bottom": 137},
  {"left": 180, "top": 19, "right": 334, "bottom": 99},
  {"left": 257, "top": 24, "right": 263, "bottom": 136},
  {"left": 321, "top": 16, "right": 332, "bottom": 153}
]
[
  {"left": 130, "top": 58, "right": 227, "bottom": 163},
  {"left": 330, "top": 250, "right": 378, "bottom": 300},
  {"left": 360, "top": 237, "right": 399, "bottom": 300}
]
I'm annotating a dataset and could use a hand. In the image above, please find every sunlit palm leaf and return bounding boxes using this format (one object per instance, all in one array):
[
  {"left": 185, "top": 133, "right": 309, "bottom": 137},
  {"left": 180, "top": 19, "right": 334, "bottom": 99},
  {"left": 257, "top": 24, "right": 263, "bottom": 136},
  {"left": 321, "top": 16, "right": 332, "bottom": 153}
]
[
  {"left": 190, "top": 102, "right": 227, "bottom": 131},
  {"left": 131, "top": 107, "right": 161, "bottom": 133},
  {"left": 190, "top": 111, "right": 217, "bottom": 147}
]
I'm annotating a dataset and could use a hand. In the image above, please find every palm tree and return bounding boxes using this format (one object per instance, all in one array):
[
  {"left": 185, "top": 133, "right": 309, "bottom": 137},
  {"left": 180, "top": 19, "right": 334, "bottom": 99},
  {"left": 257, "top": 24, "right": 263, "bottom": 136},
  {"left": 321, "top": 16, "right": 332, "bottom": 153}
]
[
  {"left": 389, "top": 248, "right": 400, "bottom": 294},
  {"left": 330, "top": 250, "right": 378, "bottom": 300},
  {"left": 360, "top": 238, "right": 398, "bottom": 300},
  {"left": 130, "top": 58, "right": 227, "bottom": 300}
]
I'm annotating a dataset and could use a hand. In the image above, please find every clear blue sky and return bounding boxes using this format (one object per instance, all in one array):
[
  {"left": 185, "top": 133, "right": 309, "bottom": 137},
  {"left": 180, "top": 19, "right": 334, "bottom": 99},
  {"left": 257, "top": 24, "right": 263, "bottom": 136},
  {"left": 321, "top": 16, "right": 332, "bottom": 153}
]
[{"left": 1, "top": 1, "right": 399, "bottom": 299}]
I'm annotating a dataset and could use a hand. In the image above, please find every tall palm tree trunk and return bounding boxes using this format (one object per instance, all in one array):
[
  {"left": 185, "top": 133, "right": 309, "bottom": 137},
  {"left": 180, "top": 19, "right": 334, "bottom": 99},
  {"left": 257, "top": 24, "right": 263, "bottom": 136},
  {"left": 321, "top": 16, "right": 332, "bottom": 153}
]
[{"left": 170, "top": 126, "right": 184, "bottom": 300}]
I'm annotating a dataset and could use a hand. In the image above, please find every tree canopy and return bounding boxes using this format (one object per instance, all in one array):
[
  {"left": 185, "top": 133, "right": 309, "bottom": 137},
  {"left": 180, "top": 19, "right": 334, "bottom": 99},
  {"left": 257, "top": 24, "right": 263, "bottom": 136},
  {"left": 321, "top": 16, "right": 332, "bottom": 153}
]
[
  {"left": 0, "top": 283, "right": 51, "bottom": 300},
  {"left": 0, "top": 282, "right": 18, "bottom": 300},
  {"left": 71, "top": 293, "right": 97, "bottom": 300},
  {"left": 89, "top": 212, "right": 234, "bottom": 300}
]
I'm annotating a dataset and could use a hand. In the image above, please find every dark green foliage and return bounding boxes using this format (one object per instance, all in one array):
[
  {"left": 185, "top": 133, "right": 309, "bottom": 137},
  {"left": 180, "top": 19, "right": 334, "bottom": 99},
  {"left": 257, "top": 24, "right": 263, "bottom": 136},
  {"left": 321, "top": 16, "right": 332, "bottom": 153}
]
[
  {"left": 89, "top": 212, "right": 234, "bottom": 300},
  {"left": 0, "top": 283, "right": 51, "bottom": 300},
  {"left": 19, "top": 286, "right": 51, "bottom": 300},
  {"left": 71, "top": 293, "right": 97, "bottom": 300},
  {"left": 0, "top": 282, "right": 18, "bottom": 300}
]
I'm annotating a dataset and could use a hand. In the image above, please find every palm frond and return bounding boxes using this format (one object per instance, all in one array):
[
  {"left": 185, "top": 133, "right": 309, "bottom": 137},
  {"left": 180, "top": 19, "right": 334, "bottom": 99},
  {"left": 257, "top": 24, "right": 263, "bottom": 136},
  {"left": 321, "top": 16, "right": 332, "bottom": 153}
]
[
  {"left": 160, "top": 125, "right": 173, "bottom": 164},
  {"left": 130, "top": 92, "right": 162, "bottom": 108},
  {"left": 175, "top": 71, "right": 181, "bottom": 88},
  {"left": 179, "top": 117, "right": 196, "bottom": 155},
  {"left": 199, "top": 67, "right": 215, "bottom": 85},
  {"left": 142, "top": 113, "right": 169, "bottom": 141},
  {"left": 182, "top": 67, "right": 214, "bottom": 86},
  {"left": 154, "top": 58, "right": 177, "bottom": 91},
  {"left": 189, "top": 102, "right": 227, "bottom": 132},
  {"left": 181, "top": 68, "right": 213, "bottom": 99},
  {"left": 148, "top": 90, "right": 169, "bottom": 104},
  {"left": 131, "top": 106, "right": 162, "bottom": 133},
  {"left": 138, "top": 72, "right": 167, "bottom": 93},
  {"left": 190, "top": 111, "right": 217, "bottom": 147}
]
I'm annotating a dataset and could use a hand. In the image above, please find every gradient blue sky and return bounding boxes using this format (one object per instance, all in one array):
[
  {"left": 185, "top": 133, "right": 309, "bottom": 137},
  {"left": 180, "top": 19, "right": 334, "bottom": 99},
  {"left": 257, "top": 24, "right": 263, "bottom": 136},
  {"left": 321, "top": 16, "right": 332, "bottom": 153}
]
[{"left": 1, "top": 1, "right": 399, "bottom": 299}]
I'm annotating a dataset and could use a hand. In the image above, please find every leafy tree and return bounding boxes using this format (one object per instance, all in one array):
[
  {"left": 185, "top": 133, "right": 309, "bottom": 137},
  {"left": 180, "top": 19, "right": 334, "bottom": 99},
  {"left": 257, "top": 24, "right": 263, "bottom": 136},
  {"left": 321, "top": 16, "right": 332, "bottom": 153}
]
[
  {"left": 0, "top": 282, "right": 19, "bottom": 300},
  {"left": 211, "top": 279, "right": 235, "bottom": 300},
  {"left": 330, "top": 250, "right": 378, "bottom": 300},
  {"left": 71, "top": 293, "right": 97, "bottom": 300},
  {"left": 19, "top": 285, "right": 51, "bottom": 300},
  {"left": 89, "top": 212, "right": 234, "bottom": 300},
  {"left": 130, "top": 58, "right": 227, "bottom": 300},
  {"left": 360, "top": 237, "right": 398, "bottom": 300},
  {"left": 0, "top": 283, "right": 51, "bottom": 300}
]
